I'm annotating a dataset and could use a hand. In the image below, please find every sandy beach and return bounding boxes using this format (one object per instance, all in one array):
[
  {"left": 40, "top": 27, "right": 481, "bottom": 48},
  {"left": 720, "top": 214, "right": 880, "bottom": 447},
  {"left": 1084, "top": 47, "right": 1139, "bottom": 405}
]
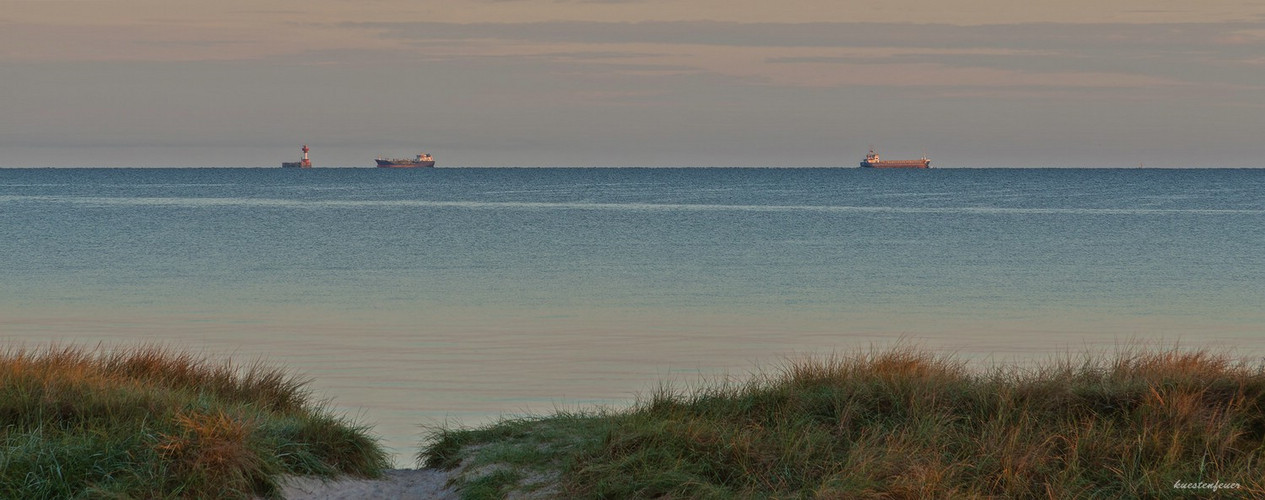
[{"left": 277, "top": 469, "right": 458, "bottom": 500}]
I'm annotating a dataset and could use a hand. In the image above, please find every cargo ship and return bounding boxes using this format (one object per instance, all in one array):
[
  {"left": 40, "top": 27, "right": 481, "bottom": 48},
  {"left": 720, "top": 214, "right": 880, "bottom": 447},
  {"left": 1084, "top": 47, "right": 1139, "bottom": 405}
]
[
  {"left": 375, "top": 153, "right": 435, "bottom": 168},
  {"left": 860, "top": 148, "right": 930, "bottom": 169},
  {"left": 282, "top": 145, "right": 313, "bottom": 168}
]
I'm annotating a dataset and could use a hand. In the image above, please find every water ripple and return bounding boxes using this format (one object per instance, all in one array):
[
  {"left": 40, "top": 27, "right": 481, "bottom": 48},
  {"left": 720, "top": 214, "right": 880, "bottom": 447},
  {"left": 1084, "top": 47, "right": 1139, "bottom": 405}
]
[{"left": 2, "top": 194, "right": 1260, "bottom": 216}]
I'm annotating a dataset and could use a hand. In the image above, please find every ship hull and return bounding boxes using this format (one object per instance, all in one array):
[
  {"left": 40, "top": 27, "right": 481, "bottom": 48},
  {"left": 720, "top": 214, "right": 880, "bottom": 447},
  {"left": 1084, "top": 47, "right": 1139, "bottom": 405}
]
[
  {"left": 860, "top": 160, "right": 930, "bottom": 169},
  {"left": 375, "top": 160, "right": 436, "bottom": 168}
]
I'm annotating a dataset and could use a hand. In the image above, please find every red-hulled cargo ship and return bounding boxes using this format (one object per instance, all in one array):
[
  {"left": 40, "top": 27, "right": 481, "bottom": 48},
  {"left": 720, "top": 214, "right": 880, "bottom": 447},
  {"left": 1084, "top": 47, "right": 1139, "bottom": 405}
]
[
  {"left": 375, "top": 153, "right": 435, "bottom": 168},
  {"left": 860, "top": 148, "right": 930, "bottom": 168}
]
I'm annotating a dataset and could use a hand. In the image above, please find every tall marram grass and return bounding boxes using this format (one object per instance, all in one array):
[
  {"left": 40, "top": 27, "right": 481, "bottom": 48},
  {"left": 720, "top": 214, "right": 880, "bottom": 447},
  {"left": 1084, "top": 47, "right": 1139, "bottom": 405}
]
[
  {"left": 424, "top": 346, "right": 1265, "bottom": 498},
  {"left": 0, "top": 344, "right": 390, "bottom": 499}
]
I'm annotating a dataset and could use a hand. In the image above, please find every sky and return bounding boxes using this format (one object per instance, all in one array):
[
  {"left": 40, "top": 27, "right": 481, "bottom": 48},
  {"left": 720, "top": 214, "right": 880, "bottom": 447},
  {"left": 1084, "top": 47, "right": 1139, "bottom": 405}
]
[{"left": 3, "top": 0, "right": 1264, "bottom": 167}]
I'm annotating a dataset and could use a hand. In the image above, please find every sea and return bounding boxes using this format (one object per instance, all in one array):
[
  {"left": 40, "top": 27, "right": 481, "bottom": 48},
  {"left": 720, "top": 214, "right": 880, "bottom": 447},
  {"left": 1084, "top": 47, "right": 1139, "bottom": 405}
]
[{"left": 2, "top": 167, "right": 1263, "bottom": 465}]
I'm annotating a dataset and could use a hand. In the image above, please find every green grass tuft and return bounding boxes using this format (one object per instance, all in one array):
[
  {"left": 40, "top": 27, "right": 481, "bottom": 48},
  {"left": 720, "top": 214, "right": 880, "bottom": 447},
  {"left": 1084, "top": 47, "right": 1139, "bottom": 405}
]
[
  {"left": 0, "top": 344, "right": 391, "bottom": 499},
  {"left": 423, "top": 345, "right": 1265, "bottom": 498}
]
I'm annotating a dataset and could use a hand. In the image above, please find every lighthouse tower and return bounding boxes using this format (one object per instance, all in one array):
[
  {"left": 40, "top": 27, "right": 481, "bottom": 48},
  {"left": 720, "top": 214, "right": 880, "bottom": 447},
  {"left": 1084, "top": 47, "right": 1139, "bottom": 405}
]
[{"left": 300, "top": 144, "right": 312, "bottom": 168}]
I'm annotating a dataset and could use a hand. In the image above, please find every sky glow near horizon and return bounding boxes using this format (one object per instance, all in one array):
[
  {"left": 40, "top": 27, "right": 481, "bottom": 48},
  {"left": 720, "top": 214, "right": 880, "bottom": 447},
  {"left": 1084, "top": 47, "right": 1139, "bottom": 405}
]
[{"left": 3, "top": 1, "right": 1264, "bottom": 167}]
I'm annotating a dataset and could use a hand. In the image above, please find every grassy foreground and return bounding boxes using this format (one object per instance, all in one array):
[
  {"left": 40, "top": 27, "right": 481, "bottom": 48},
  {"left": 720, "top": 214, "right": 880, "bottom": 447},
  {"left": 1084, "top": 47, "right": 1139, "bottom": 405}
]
[
  {"left": 424, "top": 347, "right": 1265, "bottom": 498},
  {"left": 0, "top": 345, "right": 390, "bottom": 499}
]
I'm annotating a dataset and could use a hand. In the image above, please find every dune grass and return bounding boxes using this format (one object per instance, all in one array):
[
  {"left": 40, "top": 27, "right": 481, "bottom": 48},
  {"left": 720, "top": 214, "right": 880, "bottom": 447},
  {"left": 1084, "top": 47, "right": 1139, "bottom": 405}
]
[
  {"left": 0, "top": 344, "right": 390, "bottom": 499},
  {"left": 423, "top": 346, "right": 1265, "bottom": 498}
]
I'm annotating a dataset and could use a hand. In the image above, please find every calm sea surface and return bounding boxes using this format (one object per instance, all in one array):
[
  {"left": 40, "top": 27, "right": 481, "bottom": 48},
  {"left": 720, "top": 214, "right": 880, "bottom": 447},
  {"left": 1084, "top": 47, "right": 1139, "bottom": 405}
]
[{"left": 3, "top": 167, "right": 1263, "bottom": 464}]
